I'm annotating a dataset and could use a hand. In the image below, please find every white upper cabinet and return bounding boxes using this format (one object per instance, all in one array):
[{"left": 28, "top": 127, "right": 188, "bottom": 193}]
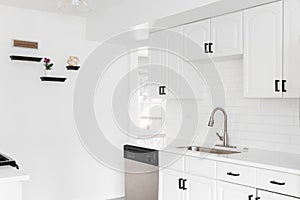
[
  {"left": 211, "top": 12, "right": 243, "bottom": 57},
  {"left": 243, "top": 1, "right": 283, "bottom": 98},
  {"left": 183, "top": 12, "right": 242, "bottom": 60},
  {"left": 149, "top": 26, "right": 184, "bottom": 100},
  {"left": 165, "top": 26, "right": 184, "bottom": 99},
  {"left": 149, "top": 29, "right": 167, "bottom": 99},
  {"left": 184, "top": 19, "right": 210, "bottom": 61},
  {"left": 148, "top": 0, "right": 299, "bottom": 99},
  {"left": 283, "top": 0, "right": 300, "bottom": 98}
]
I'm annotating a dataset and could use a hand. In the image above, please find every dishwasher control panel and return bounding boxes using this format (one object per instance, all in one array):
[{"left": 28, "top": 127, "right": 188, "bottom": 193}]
[{"left": 124, "top": 145, "right": 158, "bottom": 166}]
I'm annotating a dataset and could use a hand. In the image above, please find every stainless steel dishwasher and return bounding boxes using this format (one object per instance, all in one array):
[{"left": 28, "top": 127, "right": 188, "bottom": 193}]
[{"left": 124, "top": 145, "right": 159, "bottom": 200}]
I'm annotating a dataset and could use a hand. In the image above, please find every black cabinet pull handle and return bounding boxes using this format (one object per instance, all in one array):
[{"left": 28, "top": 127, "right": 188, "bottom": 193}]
[
  {"left": 248, "top": 195, "right": 254, "bottom": 200},
  {"left": 204, "top": 43, "right": 208, "bottom": 53},
  {"left": 282, "top": 80, "right": 287, "bottom": 93},
  {"left": 270, "top": 180, "right": 285, "bottom": 186},
  {"left": 256, "top": 197, "right": 261, "bottom": 200},
  {"left": 159, "top": 86, "right": 166, "bottom": 95},
  {"left": 178, "top": 178, "right": 184, "bottom": 189},
  {"left": 227, "top": 172, "right": 240, "bottom": 177},
  {"left": 204, "top": 43, "right": 213, "bottom": 53},
  {"left": 182, "top": 179, "right": 187, "bottom": 190},
  {"left": 275, "top": 80, "right": 280, "bottom": 92},
  {"left": 209, "top": 42, "right": 214, "bottom": 53}
]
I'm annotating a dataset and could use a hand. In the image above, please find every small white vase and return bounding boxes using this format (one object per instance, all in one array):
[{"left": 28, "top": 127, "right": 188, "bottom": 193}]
[{"left": 45, "top": 69, "right": 52, "bottom": 77}]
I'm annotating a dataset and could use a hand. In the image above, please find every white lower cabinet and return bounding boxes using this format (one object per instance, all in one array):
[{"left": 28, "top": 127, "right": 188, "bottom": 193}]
[
  {"left": 160, "top": 169, "right": 185, "bottom": 200},
  {"left": 258, "top": 190, "right": 298, "bottom": 200},
  {"left": 160, "top": 156, "right": 300, "bottom": 200},
  {"left": 217, "top": 181, "right": 256, "bottom": 200},
  {"left": 186, "top": 174, "right": 216, "bottom": 200},
  {"left": 0, "top": 182, "right": 22, "bottom": 200},
  {"left": 160, "top": 170, "right": 216, "bottom": 200}
]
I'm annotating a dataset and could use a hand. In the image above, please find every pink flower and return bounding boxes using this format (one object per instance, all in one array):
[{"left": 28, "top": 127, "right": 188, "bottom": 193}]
[{"left": 43, "top": 58, "right": 50, "bottom": 64}]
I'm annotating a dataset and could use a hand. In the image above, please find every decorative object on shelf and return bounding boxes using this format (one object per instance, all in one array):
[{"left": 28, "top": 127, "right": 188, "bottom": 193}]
[
  {"left": 40, "top": 77, "right": 67, "bottom": 82},
  {"left": 10, "top": 55, "right": 42, "bottom": 62},
  {"left": 13, "top": 39, "right": 38, "bottom": 49},
  {"left": 57, "top": 0, "right": 92, "bottom": 14},
  {"left": 43, "top": 58, "right": 54, "bottom": 77},
  {"left": 66, "top": 56, "right": 80, "bottom": 70}
]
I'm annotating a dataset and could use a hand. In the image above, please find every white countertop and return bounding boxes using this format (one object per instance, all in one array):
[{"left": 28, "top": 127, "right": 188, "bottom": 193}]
[
  {"left": 126, "top": 142, "right": 300, "bottom": 176},
  {"left": 0, "top": 167, "right": 29, "bottom": 183}
]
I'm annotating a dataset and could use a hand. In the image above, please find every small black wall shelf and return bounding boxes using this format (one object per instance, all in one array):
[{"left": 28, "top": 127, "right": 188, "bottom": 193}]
[
  {"left": 66, "top": 66, "right": 80, "bottom": 71},
  {"left": 40, "top": 77, "right": 67, "bottom": 82},
  {"left": 10, "top": 55, "right": 43, "bottom": 62}
]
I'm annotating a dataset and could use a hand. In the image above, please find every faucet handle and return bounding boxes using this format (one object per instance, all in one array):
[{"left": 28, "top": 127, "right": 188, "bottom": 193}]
[{"left": 216, "top": 132, "right": 223, "bottom": 141}]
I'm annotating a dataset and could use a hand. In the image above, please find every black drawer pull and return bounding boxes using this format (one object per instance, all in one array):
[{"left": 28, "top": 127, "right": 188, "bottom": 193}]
[
  {"left": 227, "top": 172, "right": 240, "bottom": 177},
  {"left": 270, "top": 180, "right": 285, "bottom": 186},
  {"left": 256, "top": 197, "right": 261, "bottom": 200},
  {"left": 248, "top": 195, "right": 254, "bottom": 200}
]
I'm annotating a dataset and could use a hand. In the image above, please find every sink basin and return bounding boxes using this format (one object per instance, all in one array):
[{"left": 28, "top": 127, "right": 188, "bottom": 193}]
[{"left": 178, "top": 146, "right": 240, "bottom": 155}]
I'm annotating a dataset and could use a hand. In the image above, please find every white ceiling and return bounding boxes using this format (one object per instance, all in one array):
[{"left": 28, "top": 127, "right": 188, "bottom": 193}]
[
  {"left": 0, "top": 0, "right": 120, "bottom": 15},
  {"left": 0, "top": 0, "right": 60, "bottom": 13}
]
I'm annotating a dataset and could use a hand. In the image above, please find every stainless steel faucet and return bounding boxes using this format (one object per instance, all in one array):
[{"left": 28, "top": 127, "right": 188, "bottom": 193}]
[{"left": 208, "top": 107, "right": 229, "bottom": 147}]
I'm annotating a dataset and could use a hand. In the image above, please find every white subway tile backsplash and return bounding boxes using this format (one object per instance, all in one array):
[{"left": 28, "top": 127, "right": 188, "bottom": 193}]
[
  {"left": 272, "top": 126, "right": 300, "bottom": 135},
  {"left": 262, "top": 116, "right": 296, "bottom": 126},
  {"left": 230, "top": 131, "right": 290, "bottom": 144},
  {"left": 229, "top": 138, "right": 300, "bottom": 153},
  {"left": 165, "top": 58, "right": 299, "bottom": 154},
  {"left": 290, "top": 136, "right": 300, "bottom": 145}
]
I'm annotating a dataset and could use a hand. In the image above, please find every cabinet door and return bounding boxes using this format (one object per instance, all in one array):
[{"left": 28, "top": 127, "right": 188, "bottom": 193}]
[
  {"left": 258, "top": 190, "right": 298, "bottom": 200},
  {"left": 283, "top": 0, "right": 300, "bottom": 98},
  {"left": 149, "top": 30, "right": 167, "bottom": 99},
  {"left": 159, "top": 169, "right": 184, "bottom": 200},
  {"left": 185, "top": 174, "right": 216, "bottom": 200},
  {"left": 217, "top": 181, "right": 256, "bottom": 200},
  {"left": 0, "top": 182, "right": 22, "bottom": 200},
  {"left": 164, "top": 26, "right": 184, "bottom": 99},
  {"left": 243, "top": 1, "right": 283, "bottom": 98},
  {"left": 211, "top": 11, "right": 243, "bottom": 57},
  {"left": 184, "top": 19, "right": 210, "bottom": 61},
  {"left": 149, "top": 26, "right": 184, "bottom": 100}
]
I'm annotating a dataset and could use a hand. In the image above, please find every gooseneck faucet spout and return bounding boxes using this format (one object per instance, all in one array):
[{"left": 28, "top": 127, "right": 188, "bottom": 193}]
[{"left": 208, "top": 107, "right": 229, "bottom": 147}]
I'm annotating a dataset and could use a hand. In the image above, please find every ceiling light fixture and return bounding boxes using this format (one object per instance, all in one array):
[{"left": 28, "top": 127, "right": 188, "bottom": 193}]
[{"left": 57, "top": 0, "right": 91, "bottom": 14}]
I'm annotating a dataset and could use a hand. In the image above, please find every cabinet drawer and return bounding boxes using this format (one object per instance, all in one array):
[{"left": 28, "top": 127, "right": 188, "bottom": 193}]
[
  {"left": 217, "top": 162, "right": 256, "bottom": 187},
  {"left": 185, "top": 156, "right": 216, "bottom": 178},
  {"left": 257, "top": 169, "right": 300, "bottom": 198},
  {"left": 159, "top": 151, "right": 184, "bottom": 172}
]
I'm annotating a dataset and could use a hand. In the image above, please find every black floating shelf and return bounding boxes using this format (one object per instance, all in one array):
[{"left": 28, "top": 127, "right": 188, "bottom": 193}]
[
  {"left": 40, "top": 77, "right": 67, "bottom": 82},
  {"left": 10, "top": 55, "right": 43, "bottom": 62},
  {"left": 66, "top": 66, "right": 80, "bottom": 71}
]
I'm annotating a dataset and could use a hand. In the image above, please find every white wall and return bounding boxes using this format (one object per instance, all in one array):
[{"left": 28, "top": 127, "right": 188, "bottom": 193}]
[
  {"left": 0, "top": 5, "right": 123, "bottom": 200},
  {"left": 86, "top": 0, "right": 219, "bottom": 41}
]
